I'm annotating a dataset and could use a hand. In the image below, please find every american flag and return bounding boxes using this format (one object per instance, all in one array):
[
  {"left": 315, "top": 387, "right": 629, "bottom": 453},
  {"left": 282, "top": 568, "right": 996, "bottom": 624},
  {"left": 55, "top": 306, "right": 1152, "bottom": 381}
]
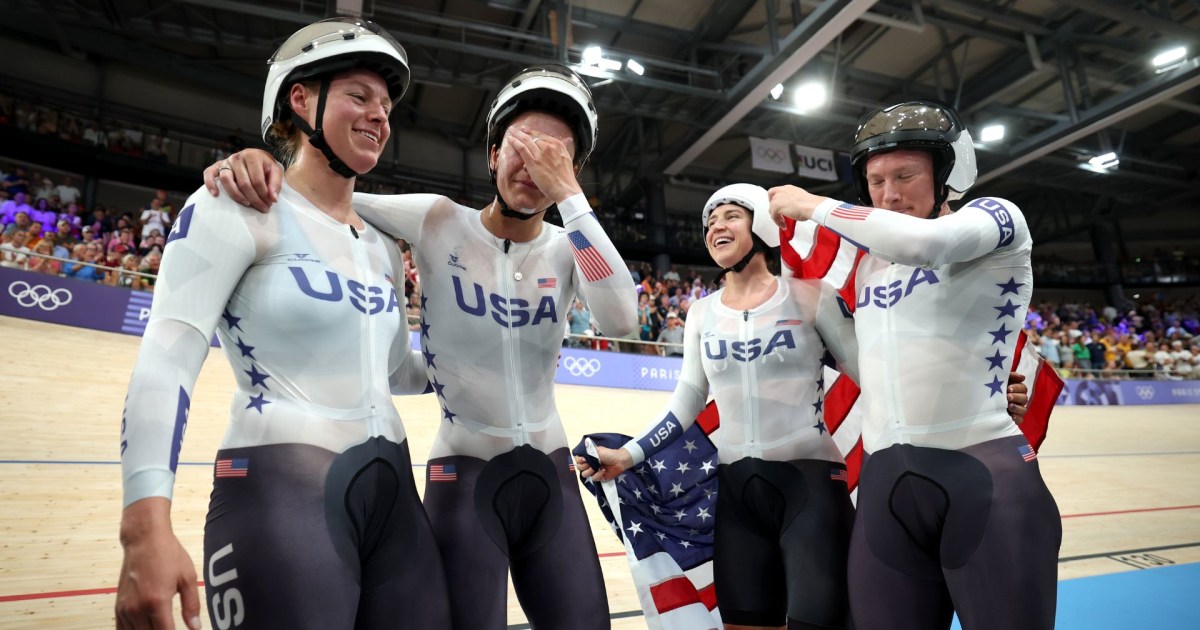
[
  {"left": 215, "top": 458, "right": 248, "bottom": 478},
  {"left": 567, "top": 230, "right": 614, "bottom": 282},
  {"left": 575, "top": 423, "right": 722, "bottom": 629},
  {"left": 538, "top": 277, "right": 557, "bottom": 288},
  {"left": 428, "top": 464, "right": 458, "bottom": 482},
  {"left": 830, "top": 467, "right": 848, "bottom": 482},
  {"left": 1017, "top": 444, "right": 1038, "bottom": 462},
  {"left": 829, "top": 204, "right": 874, "bottom": 221}
]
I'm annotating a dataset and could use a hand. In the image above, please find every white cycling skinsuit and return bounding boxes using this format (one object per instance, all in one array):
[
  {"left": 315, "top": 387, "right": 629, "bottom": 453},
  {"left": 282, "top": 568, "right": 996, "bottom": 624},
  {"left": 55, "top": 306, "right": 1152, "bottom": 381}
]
[
  {"left": 120, "top": 182, "right": 450, "bottom": 628},
  {"left": 353, "top": 191, "right": 637, "bottom": 629},
  {"left": 623, "top": 276, "right": 860, "bottom": 628},
  {"left": 810, "top": 196, "right": 1060, "bottom": 630}
]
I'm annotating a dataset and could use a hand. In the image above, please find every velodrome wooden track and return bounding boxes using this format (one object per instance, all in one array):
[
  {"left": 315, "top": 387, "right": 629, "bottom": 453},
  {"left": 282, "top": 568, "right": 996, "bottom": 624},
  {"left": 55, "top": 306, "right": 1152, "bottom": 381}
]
[{"left": 1, "top": 315, "right": 1198, "bottom": 628}]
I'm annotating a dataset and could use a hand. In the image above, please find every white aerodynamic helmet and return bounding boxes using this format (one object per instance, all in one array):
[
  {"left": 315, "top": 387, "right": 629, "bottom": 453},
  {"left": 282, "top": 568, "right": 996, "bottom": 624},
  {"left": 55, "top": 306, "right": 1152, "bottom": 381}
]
[
  {"left": 485, "top": 64, "right": 598, "bottom": 173},
  {"left": 260, "top": 17, "right": 410, "bottom": 176},
  {"left": 850, "top": 101, "right": 976, "bottom": 217},
  {"left": 701, "top": 183, "right": 780, "bottom": 248}
]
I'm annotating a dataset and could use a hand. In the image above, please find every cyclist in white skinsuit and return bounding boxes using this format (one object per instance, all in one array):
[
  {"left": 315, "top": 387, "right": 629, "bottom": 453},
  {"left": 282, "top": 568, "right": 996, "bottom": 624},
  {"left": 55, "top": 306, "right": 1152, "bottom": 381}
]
[
  {"left": 117, "top": 18, "right": 450, "bottom": 630},
  {"left": 206, "top": 65, "right": 638, "bottom": 630},
  {"left": 579, "top": 184, "right": 860, "bottom": 630},
  {"left": 769, "top": 101, "right": 1060, "bottom": 630}
]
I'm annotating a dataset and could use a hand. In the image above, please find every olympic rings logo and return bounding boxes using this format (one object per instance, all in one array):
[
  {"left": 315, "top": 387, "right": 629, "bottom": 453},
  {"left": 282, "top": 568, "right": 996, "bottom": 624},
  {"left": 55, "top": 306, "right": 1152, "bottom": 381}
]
[
  {"left": 1136, "top": 386, "right": 1155, "bottom": 401},
  {"left": 755, "top": 146, "right": 785, "bottom": 163},
  {"left": 562, "top": 356, "right": 602, "bottom": 378},
  {"left": 7, "top": 281, "right": 74, "bottom": 311}
]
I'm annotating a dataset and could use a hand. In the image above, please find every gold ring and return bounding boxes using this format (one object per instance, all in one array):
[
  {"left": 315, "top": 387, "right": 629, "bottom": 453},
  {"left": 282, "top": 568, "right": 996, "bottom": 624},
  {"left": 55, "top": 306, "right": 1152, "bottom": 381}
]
[{"left": 218, "top": 166, "right": 233, "bottom": 173}]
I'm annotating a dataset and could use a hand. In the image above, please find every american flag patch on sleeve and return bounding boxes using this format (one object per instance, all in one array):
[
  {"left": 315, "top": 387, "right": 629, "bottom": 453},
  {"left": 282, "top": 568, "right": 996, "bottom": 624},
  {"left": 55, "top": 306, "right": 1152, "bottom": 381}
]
[
  {"left": 568, "top": 230, "right": 614, "bottom": 282},
  {"left": 830, "top": 204, "right": 874, "bottom": 221},
  {"left": 830, "top": 468, "right": 848, "bottom": 482},
  {"left": 1017, "top": 444, "right": 1037, "bottom": 462}
]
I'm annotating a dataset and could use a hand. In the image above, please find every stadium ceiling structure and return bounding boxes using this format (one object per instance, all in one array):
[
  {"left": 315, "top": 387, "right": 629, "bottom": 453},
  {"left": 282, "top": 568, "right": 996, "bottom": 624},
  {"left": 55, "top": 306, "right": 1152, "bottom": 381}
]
[{"left": 5, "top": 0, "right": 1199, "bottom": 246}]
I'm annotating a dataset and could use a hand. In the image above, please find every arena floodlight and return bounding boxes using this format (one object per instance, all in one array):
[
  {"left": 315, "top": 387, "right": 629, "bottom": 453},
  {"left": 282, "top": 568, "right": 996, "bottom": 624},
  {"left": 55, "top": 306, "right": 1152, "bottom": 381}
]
[
  {"left": 1152, "top": 46, "right": 1187, "bottom": 69},
  {"left": 582, "top": 46, "right": 603, "bottom": 66},
  {"left": 793, "top": 82, "right": 827, "bottom": 112},
  {"left": 1088, "top": 152, "right": 1119, "bottom": 169},
  {"left": 598, "top": 58, "right": 623, "bottom": 72},
  {"left": 626, "top": 59, "right": 645, "bottom": 76},
  {"left": 979, "top": 124, "right": 1005, "bottom": 143},
  {"left": 770, "top": 83, "right": 784, "bottom": 100}
]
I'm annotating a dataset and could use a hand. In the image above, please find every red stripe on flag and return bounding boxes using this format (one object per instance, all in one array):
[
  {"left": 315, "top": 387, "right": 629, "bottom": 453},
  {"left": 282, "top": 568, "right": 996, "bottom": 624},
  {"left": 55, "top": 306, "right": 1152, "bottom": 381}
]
[
  {"left": 843, "top": 438, "right": 864, "bottom": 492},
  {"left": 1022, "top": 358, "right": 1064, "bottom": 451},
  {"left": 822, "top": 376, "right": 861, "bottom": 435},
  {"left": 696, "top": 400, "right": 720, "bottom": 435},
  {"left": 698, "top": 582, "right": 718, "bottom": 610},
  {"left": 650, "top": 576, "right": 703, "bottom": 614},
  {"left": 781, "top": 223, "right": 842, "bottom": 280},
  {"left": 838, "top": 249, "right": 866, "bottom": 311}
]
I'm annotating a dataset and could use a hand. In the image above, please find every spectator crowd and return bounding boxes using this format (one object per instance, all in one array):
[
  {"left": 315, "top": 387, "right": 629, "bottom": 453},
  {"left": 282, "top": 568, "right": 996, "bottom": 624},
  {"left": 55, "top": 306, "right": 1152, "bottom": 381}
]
[
  {"left": 1025, "top": 297, "right": 1199, "bottom": 380},
  {"left": 1, "top": 161, "right": 167, "bottom": 291}
]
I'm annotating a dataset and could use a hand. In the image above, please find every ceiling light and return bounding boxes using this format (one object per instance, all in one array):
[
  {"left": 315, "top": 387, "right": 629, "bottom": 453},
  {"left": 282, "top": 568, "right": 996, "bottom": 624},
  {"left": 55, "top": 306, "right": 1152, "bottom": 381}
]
[
  {"left": 1088, "top": 152, "right": 1119, "bottom": 169},
  {"left": 626, "top": 59, "right": 645, "bottom": 76},
  {"left": 769, "top": 83, "right": 784, "bottom": 100},
  {"left": 793, "top": 82, "right": 826, "bottom": 112},
  {"left": 1152, "top": 46, "right": 1187, "bottom": 68},
  {"left": 582, "top": 46, "right": 603, "bottom": 66},
  {"left": 979, "top": 124, "right": 1005, "bottom": 143},
  {"left": 598, "top": 58, "right": 623, "bottom": 72}
]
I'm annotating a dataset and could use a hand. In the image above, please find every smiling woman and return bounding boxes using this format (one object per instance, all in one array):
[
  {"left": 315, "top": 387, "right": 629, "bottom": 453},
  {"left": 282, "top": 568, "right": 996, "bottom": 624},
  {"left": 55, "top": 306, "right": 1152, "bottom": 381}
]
[{"left": 114, "top": 17, "right": 453, "bottom": 630}]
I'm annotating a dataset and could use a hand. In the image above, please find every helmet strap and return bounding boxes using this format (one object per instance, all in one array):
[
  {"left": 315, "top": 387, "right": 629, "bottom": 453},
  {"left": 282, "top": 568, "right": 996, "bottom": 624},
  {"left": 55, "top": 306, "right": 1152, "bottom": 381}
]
[
  {"left": 715, "top": 235, "right": 766, "bottom": 282},
  {"left": 489, "top": 156, "right": 546, "bottom": 221},
  {"left": 289, "top": 75, "right": 360, "bottom": 179}
]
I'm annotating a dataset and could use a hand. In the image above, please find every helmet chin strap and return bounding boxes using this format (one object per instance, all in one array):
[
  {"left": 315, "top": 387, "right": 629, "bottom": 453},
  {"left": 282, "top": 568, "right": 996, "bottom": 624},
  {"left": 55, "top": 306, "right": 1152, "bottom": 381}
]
[
  {"left": 489, "top": 170, "right": 546, "bottom": 221},
  {"left": 289, "top": 75, "right": 361, "bottom": 179},
  {"left": 715, "top": 235, "right": 766, "bottom": 282}
]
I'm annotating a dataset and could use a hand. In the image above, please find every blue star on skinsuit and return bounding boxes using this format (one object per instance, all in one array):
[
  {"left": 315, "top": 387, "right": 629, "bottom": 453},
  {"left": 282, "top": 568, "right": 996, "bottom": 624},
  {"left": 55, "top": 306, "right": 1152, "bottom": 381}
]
[
  {"left": 989, "top": 324, "right": 1012, "bottom": 345},
  {"left": 246, "top": 393, "right": 270, "bottom": 413},
  {"left": 422, "top": 348, "right": 437, "bottom": 369},
  {"left": 812, "top": 397, "right": 824, "bottom": 413},
  {"left": 813, "top": 419, "right": 828, "bottom": 435},
  {"left": 430, "top": 376, "right": 447, "bottom": 399},
  {"left": 234, "top": 337, "right": 256, "bottom": 359},
  {"left": 994, "top": 300, "right": 1021, "bottom": 319},
  {"left": 420, "top": 320, "right": 431, "bottom": 339},
  {"left": 997, "top": 277, "right": 1024, "bottom": 296},
  {"left": 442, "top": 405, "right": 456, "bottom": 422},
  {"left": 221, "top": 309, "right": 243, "bottom": 332},
  {"left": 245, "top": 364, "right": 270, "bottom": 389},
  {"left": 985, "top": 350, "right": 1008, "bottom": 371},
  {"left": 420, "top": 294, "right": 428, "bottom": 310},
  {"left": 984, "top": 375, "right": 1005, "bottom": 398}
]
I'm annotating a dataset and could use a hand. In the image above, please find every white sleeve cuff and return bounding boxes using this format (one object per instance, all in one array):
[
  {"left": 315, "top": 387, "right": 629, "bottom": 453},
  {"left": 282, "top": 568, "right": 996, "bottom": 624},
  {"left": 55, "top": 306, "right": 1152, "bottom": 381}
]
[
  {"left": 623, "top": 441, "right": 646, "bottom": 467},
  {"left": 557, "top": 192, "right": 593, "bottom": 224}
]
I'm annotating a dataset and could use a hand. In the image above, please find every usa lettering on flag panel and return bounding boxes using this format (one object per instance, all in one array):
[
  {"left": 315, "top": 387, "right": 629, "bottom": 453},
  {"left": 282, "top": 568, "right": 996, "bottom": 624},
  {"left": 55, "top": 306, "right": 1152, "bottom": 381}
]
[
  {"left": 215, "top": 458, "right": 249, "bottom": 478},
  {"left": 428, "top": 463, "right": 457, "bottom": 482},
  {"left": 567, "top": 230, "right": 614, "bottom": 282}
]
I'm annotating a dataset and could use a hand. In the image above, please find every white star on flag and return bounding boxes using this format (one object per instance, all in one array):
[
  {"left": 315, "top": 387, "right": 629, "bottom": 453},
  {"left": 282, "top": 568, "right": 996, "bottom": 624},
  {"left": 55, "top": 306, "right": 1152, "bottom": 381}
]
[
  {"left": 651, "top": 459, "right": 667, "bottom": 473},
  {"left": 670, "top": 483, "right": 685, "bottom": 497},
  {"left": 627, "top": 521, "right": 643, "bottom": 537},
  {"left": 683, "top": 440, "right": 698, "bottom": 453},
  {"left": 676, "top": 461, "right": 691, "bottom": 473},
  {"left": 700, "top": 460, "right": 714, "bottom": 473},
  {"left": 673, "top": 509, "right": 687, "bottom": 521},
  {"left": 697, "top": 507, "right": 711, "bottom": 522}
]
